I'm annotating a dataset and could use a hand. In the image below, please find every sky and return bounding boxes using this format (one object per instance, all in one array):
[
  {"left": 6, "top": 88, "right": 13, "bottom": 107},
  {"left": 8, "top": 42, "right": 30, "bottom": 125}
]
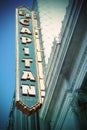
[
  {"left": 0, "top": 0, "right": 33, "bottom": 130},
  {"left": 37, "top": 0, "right": 68, "bottom": 64}
]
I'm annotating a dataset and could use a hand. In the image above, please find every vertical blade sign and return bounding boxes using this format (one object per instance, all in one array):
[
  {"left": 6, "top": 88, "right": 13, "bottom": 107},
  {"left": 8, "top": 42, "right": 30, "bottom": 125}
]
[{"left": 16, "top": 6, "right": 42, "bottom": 115}]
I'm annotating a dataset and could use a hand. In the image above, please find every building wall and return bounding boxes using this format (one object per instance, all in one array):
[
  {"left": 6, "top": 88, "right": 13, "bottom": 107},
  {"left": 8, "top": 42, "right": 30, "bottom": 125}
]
[{"left": 38, "top": 0, "right": 87, "bottom": 130}]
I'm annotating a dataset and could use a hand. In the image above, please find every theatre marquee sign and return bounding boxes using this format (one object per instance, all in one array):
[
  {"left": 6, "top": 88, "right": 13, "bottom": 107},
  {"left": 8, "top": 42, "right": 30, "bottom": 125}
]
[{"left": 16, "top": 6, "right": 42, "bottom": 115}]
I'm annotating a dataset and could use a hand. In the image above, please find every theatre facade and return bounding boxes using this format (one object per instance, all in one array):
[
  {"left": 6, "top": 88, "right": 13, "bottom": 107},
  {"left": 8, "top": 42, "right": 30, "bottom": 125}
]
[{"left": 7, "top": 0, "right": 87, "bottom": 130}]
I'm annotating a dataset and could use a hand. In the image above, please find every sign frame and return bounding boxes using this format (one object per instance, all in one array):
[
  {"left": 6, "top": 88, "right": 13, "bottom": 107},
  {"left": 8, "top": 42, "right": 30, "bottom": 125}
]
[{"left": 16, "top": 6, "right": 42, "bottom": 115}]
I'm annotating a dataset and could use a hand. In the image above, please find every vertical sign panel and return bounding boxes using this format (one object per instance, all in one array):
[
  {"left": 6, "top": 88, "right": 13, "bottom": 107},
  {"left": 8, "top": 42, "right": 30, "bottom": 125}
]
[{"left": 16, "top": 6, "right": 42, "bottom": 115}]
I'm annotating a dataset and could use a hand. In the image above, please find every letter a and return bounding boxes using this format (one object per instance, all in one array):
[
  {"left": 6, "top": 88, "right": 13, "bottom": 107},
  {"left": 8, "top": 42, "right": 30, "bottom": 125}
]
[
  {"left": 21, "top": 71, "right": 35, "bottom": 81},
  {"left": 20, "top": 27, "right": 32, "bottom": 35}
]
